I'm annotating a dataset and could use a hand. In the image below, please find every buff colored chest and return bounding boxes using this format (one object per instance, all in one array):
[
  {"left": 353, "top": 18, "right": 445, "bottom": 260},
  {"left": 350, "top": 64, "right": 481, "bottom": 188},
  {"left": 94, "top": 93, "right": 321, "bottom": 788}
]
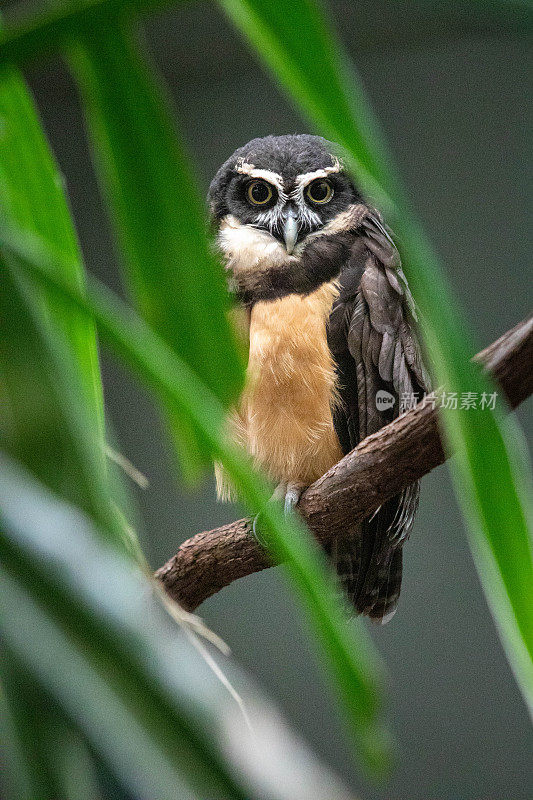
[{"left": 241, "top": 282, "right": 343, "bottom": 485}]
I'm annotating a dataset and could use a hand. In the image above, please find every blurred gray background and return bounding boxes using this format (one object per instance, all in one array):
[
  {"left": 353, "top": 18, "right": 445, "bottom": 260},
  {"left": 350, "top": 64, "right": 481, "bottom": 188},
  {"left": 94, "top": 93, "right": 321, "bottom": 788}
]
[{"left": 11, "top": 0, "right": 533, "bottom": 797}]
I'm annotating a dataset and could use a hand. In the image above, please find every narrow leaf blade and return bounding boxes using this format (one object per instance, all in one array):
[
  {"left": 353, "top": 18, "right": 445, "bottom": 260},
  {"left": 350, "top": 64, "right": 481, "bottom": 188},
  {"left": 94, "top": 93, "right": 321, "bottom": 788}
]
[
  {"left": 0, "top": 452, "right": 357, "bottom": 800},
  {"left": 0, "top": 62, "right": 104, "bottom": 449},
  {"left": 68, "top": 19, "right": 244, "bottom": 480}
]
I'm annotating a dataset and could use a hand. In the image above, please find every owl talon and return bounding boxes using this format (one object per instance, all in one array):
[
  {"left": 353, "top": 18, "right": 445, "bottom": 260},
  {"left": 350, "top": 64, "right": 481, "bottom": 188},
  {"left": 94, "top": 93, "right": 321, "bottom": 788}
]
[
  {"left": 283, "top": 482, "right": 304, "bottom": 515},
  {"left": 250, "top": 482, "right": 305, "bottom": 547},
  {"left": 251, "top": 512, "right": 268, "bottom": 548}
]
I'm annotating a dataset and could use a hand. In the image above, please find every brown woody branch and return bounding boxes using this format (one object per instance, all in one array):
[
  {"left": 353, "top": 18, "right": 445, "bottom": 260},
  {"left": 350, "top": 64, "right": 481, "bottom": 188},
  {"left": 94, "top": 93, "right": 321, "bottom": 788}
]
[{"left": 155, "top": 316, "right": 533, "bottom": 611}]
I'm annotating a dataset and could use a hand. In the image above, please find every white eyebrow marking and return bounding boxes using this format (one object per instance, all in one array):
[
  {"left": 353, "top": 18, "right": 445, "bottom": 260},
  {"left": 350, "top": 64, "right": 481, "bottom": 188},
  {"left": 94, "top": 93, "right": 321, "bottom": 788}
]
[
  {"left": 291, "top": 157, "right": 342, "bottom": 192},
  {"left": 235, "top": 158, "right": 287, "bottom": 200}
]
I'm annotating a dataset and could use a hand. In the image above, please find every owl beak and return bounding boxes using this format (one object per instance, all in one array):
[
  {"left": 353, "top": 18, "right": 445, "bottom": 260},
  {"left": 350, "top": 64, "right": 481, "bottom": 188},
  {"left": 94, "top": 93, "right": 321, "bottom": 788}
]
[{"left": 282, "top": 208, "right": 298, "bottom": 254}]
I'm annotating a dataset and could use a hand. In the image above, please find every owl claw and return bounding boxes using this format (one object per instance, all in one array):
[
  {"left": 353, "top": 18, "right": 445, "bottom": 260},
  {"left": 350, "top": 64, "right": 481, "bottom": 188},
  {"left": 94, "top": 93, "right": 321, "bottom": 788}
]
[
  {"left": 251, "top": 513, "right": 268, "bottom": 548},
  {"left": 283, "top": 482, "right": 304, "bottom": 515},
  {"left": 250, "top": 482, "right": 305, "bottom": 547}
]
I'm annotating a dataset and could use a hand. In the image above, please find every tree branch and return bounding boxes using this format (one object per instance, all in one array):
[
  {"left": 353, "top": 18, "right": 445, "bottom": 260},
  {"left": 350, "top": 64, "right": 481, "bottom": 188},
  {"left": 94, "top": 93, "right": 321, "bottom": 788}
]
[{"left": 155, "top": 316, "right": 533, "bottom": 611}]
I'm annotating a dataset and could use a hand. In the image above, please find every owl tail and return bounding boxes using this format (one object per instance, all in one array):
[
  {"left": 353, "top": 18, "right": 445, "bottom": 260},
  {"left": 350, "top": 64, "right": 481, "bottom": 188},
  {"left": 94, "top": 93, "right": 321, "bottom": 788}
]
[
  {"left": 330, "top": 533, "right": 402, "bottom": 623},
  {"left": 328, "top": 484, "right": 419, "bottom": 623},
  {"left": 360, "top": 546, "right": 403, "bottom": 624}
]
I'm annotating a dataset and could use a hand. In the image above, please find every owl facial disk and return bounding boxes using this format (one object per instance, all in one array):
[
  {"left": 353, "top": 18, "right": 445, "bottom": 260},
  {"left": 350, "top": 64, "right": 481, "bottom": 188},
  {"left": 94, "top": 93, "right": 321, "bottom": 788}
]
[
  {"left": 234, "top": 158, "right": 341, "bottom": 250},
  {"left": 209, "top": 136, "right": 363, "bottom": 261},
  {"left": 232, "top": 160, "right": 353, "bottom": 253}
]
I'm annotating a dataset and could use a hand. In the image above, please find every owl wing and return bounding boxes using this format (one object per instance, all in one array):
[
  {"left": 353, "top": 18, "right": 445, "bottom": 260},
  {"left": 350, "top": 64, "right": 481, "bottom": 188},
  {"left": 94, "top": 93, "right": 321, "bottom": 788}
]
[{"left": 326, "top": 210, "right": 430, "bottom": 622}]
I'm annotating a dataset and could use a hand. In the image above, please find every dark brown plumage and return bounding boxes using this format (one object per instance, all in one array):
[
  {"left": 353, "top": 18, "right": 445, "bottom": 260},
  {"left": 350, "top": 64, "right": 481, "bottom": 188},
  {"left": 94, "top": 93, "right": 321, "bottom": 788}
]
[{"left": 327, "top": 211, "right": 430, "bottom": 621}]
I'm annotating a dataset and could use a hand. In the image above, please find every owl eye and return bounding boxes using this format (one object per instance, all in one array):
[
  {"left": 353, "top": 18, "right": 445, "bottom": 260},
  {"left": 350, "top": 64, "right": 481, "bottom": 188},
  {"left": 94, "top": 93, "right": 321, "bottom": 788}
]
[
  {"left": 247, "top": 180, "right": 274, "bottom": 206},
  {"left": 306, "top": 179, "right": 334, "bottom": 204}
]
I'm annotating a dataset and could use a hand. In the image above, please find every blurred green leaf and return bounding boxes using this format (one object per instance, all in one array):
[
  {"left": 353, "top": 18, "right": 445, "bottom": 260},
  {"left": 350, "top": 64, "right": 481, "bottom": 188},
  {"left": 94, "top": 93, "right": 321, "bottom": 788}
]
[
  {"left": 0, "top": 61, "right": 104, "bottom": 454},
  {"left": 0, "top": 651, "right": 57, "bottom": 800},
  {"left": 0, "top": 452, "right": 357, "bottom": 800},
  {"left": 0, "top": 63, "right": 142, "bottom": 559},
  {"left": 0, "top": 650, "right": 102, "bottom": 800},
  {"left": 67, "top": 18, "right": 244, "bottom": 482},
  {"left": 3, "top": 224, "right": 393, "bottom": 775},
  {"left": 0, "top": 0, "right": 175, "bottom": 66},
  {"left": 49, "top": 723, "right": 103, "bottom": 800},
  {"left": 219, "top": 0, "right": 533, "bottom": 713},
  {"left": 0, "top": 249, "right": 142, "bottom": 559}
]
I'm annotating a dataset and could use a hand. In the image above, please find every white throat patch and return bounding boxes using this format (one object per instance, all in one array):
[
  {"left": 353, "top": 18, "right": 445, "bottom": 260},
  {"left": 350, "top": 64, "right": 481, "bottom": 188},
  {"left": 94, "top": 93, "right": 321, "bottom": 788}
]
[{"left": 218, "top": 214, "right": 297, "bottom": 279}]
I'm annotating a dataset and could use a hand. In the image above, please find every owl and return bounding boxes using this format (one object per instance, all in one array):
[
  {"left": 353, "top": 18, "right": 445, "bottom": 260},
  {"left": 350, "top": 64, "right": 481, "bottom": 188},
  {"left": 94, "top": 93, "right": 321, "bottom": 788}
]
[{"left": 208, "top": 134, "right": 430, "bottom": 622}]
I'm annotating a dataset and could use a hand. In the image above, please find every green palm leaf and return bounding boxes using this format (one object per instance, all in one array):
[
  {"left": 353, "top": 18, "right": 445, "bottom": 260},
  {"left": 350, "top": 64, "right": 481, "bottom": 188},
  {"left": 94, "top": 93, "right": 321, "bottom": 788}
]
[
  {"left": 0, "top": 452, "right": 356, "bottom": 800},
  {"left": 0, "top": 62, "right": 104, "bottom": 457},
  {"left": 0, "top": 651, "right": 102, "bottom": 800},
  {"left": 67, "top": 18, "right": 244, "bottom": 482}
]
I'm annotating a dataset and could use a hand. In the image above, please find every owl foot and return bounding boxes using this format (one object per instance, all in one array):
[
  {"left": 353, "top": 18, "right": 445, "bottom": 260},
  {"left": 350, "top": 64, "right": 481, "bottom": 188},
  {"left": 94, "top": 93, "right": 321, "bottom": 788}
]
[
  {"left": 282, "top": 481, "right": 305, "bottom": 514},
  {"left": 251, "top": 481, "right": 305, "bottom": 547}
]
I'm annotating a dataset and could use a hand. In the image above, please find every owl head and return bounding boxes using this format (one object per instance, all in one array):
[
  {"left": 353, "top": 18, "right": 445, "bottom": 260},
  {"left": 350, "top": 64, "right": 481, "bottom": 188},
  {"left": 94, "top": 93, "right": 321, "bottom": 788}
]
[{"left": 208, "top": 134, "right": 367, "bottom": 303}]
